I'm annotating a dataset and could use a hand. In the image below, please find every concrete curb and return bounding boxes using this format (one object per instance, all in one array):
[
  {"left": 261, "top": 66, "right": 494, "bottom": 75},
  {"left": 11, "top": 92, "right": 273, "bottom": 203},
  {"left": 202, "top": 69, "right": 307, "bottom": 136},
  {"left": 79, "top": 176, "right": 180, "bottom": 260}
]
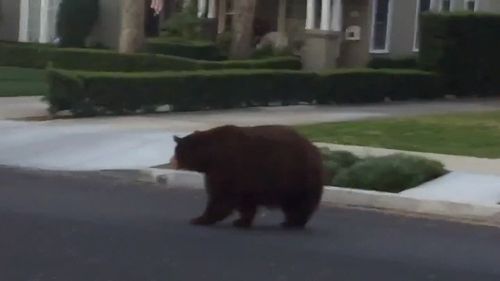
[{"left": 139, "top": 168, "right": 500, "bottom": 226}]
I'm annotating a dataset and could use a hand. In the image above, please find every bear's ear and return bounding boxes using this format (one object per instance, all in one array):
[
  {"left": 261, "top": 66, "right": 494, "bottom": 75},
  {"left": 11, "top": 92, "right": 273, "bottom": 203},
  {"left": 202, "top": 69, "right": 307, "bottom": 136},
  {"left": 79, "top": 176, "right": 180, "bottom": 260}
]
[{"left": 173, "top": 135, "right": 182, "bottom": 143}]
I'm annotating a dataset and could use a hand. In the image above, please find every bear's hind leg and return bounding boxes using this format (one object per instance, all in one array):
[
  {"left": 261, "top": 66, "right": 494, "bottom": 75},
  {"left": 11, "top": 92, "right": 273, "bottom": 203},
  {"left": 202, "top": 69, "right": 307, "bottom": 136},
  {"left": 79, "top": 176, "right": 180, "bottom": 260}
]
[
  {"left": 191, "top": 197, "right": 234, "bottom": 226},
  {"left": 281, "top": 199, "right": 317, "bottom": 229},
  {"left": 233, "top": 204, "right": 257, "bottom": 228}
]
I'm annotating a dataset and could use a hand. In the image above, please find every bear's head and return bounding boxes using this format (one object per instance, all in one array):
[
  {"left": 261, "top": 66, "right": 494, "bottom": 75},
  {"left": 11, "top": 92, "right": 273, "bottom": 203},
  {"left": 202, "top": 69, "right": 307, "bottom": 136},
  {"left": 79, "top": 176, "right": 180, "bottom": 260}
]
[{"left": 172, "top": 131, "right": 212, "bottom": 173}]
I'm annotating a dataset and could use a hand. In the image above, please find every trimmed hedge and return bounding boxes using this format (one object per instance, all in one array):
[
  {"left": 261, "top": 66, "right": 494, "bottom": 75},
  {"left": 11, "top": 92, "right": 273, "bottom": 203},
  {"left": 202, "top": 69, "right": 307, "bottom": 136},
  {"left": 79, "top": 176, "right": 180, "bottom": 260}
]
[
  {"left": 419, "top": 13, "right": 500, "bottom": 96},
  {"left": 46, "top": 69, "right": 316, "bottom": 116},
  {"left": 367, "top": 57, "right": 418, "bottom": 69},
  {"left": 46, "top": 67, "right": 442, "bottom": 116},
  {"left": 0, "top": 42, "right": 302, "bottom": 71},
  {"left": 145, "top": 37, "right": 223, "bottom": 60},
  {"left": 317, "top": 69, "right": 443, "bottom": 104},
  {"left": 199, "top": 56, "right": 302, "bottom": 70}
]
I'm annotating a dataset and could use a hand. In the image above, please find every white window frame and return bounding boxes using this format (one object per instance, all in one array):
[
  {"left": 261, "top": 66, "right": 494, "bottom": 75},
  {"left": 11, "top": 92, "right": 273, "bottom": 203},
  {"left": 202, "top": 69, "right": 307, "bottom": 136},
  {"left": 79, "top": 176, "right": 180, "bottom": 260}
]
[
  {"left": 464, "top": 0, "right": 479, "bottom": 12},
  {"left": 369, "top": 0, "right": 393, "bottom": 54},
  {"left": 440, "top": 0, "right": 451, "bottom": 12},
  {"left": 413, "top": 0, "right": 431, "bottom": 52}
]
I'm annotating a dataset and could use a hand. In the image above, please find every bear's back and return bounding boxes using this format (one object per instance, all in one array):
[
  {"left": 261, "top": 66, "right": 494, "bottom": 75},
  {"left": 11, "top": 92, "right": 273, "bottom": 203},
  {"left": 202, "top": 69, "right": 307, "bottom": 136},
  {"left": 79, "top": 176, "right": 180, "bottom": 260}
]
[{"left": 203, "top": 125, "right": 323, "bottom": 199}]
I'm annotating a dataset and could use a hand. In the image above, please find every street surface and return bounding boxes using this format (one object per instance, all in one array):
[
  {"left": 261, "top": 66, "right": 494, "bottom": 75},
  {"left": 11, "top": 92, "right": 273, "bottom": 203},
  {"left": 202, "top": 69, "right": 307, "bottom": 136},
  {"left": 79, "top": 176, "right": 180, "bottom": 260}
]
[{"left": 1, "top": 167, "right": 499, "bottom": 281}]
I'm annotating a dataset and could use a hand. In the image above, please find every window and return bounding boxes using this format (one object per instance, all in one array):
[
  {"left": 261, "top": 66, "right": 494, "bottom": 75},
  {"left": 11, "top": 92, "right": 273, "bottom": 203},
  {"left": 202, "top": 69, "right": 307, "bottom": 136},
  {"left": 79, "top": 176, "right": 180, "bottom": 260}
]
[
  {"left": 413, "top": 0, "right": 431, "bottom": 51},
  {"left": 441, "top": 0, "right": 451, "bottom": 12},
  {"left": 370, "top": 0, "right": 392, "bottom": 53},
  {"left": 465, "top": 0, "right": 476, "bottom": 11}
]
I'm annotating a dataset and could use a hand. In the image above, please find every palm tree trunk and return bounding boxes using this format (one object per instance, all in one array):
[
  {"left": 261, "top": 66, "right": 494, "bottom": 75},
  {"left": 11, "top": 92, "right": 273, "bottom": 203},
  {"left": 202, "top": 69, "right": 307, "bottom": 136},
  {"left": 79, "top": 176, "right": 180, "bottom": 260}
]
[
  {"left": 119, "top": 0, "right": 145, "bottom": 53},
  {"left": 229, "top": 0, "right": 257, "bottom": 59}
]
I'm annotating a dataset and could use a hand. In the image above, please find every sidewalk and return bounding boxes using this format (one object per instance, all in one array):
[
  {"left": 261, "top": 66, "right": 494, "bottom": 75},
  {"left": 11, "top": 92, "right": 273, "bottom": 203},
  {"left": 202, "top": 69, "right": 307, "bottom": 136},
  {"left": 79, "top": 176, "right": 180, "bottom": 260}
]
[{"left": 3, "top": 96, "right": 500, "bottom": 127}]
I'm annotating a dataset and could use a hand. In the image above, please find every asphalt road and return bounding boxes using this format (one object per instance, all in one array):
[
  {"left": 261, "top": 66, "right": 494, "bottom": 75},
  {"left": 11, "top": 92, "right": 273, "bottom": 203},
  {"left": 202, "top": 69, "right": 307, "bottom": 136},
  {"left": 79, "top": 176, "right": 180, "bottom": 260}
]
[{"left": 1, "top": 166, "right": 499, "bottom": 281}]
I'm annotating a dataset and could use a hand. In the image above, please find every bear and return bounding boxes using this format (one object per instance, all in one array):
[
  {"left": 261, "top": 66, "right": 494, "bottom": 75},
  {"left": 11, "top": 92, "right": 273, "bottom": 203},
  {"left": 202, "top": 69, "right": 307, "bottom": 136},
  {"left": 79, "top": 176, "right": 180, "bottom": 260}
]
[{"left": 171, "top": 125, "right": 324, "bottom": 229}]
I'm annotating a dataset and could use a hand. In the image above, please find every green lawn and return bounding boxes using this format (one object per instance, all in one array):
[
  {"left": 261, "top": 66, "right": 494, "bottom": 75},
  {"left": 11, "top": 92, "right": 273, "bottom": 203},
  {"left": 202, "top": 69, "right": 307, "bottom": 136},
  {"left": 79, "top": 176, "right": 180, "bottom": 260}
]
[
  {"left": 296, "top": 111, "right": 500, "bottom": 159},
  {"left": 0, "top": 66, "right": 48, "bottom": 97}
]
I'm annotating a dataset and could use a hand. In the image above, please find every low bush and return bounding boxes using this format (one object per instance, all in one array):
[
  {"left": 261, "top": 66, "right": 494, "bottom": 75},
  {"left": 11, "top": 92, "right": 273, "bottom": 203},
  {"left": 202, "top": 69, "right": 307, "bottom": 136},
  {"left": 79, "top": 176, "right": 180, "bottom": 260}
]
[
  {"left": 317, "top": 69, "right": 442, "bottom": 104},
  {"left": 145, "top": 37, "right": 223, "bottom": 60},
  {"left": 332, "top": 154, "right": 447, "bottom": 193},
  {"left": 367, "top": 57, "right": 418, "bottom": 69},
  {"left": 46, "top": 69, "right": 316, "bottom": 116},
  {"left": 0, "top": 42, "right": 301, "bottom": 71},
  {"left": 320, "top": 149, "right": 360, "bottom": 183}
]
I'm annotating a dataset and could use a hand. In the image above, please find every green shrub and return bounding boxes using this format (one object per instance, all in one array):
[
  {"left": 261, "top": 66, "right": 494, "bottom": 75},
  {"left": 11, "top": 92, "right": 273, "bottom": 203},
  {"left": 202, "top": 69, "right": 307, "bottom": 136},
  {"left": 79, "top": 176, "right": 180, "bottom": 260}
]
[
  {"left": 0, "top": 43, "right": 301, "bottom": 71},
  {"left": 317, "top": 68, "right": 442, "bottom": 104},
  {"left": 145, "top": 37, "right": 223, "bottom": 60},
  {"left": 320, "top": 149, "right": 360, "bottom": 183},
  {"left": 252, "top": 45, "right": 295, "bottom": 59},
  {"left": 332, "top": 154, "right": 447, "bottom": 193},
  {"left": 419, "top": 13, "right": 500, "bottom": 96},
  {"left": 367, "top": 57, "right": 418, "bottom": 69},
  {"left": 161, "top": 1, "right": 202, "bottom": 40},
  {"left": 56, "top": 0, "right": 99, "bottom": 47},
  {"left": 46, "top": 69, "right": 316, "bottom": 116}
]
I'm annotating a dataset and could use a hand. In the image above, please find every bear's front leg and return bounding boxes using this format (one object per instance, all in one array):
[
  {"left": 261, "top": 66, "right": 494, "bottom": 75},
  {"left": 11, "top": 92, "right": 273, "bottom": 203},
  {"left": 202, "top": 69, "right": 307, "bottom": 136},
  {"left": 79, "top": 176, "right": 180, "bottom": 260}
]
[{"left": 191, "top": 197, "right": 234, "bottom": 226}]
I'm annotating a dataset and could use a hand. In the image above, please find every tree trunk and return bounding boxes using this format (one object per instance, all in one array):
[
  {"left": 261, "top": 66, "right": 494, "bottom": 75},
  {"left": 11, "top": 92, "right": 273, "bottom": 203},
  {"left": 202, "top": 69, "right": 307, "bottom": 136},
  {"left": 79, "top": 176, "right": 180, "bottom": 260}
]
[
  {"left": 119, "top": 0, "right": 145, "bottom": 53},
  {"left": 229, "top": 0, "right": 257, "bottom": 59}
]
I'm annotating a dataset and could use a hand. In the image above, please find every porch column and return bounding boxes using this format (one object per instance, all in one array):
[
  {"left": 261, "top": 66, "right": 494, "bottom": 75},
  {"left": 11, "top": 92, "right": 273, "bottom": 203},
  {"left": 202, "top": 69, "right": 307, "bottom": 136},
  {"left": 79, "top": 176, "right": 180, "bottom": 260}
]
[
  {"left": 306, "top": 0, "right": 316, "bottom": 30},
  {"left": 207, "top": 0, "right": 217, "bottom": 18},
  {"left": 429, "top": 0, "right": 440, "bottom": 12},
  {"left": 320, "top": 0, "right": 332, "bottom": 31},
  {"left": 18, "top": 0, "right": 30, "bottom": 42},
  {"left": 278, "top": 0, "right": 287, "bottom": 33},
  {"left": 331, "top": 0, "right": 342, "bottom": 32},
  {"left": 39, "top": 0, "right": 50, "bottom": 43},
  {"left": 218, "top": 0, "right": 227, "bottom": 34},
  {"left": 198, "top": 0, "right": 207, "bottom": 17}
]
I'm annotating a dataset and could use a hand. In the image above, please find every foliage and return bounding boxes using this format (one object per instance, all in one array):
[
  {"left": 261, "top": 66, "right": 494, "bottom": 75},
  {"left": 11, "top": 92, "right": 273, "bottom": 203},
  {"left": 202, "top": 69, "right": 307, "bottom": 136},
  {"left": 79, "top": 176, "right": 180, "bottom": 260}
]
[
  {"left": 56, "top": 0, "right": 99, "bottom": 47},
  {"left": 0, "top": 42, "right": 301, "bottom": 71},
  {"left": 332, "top": 154, "right": 447, "bottom": 193},
  {"left": 161, "top": 1, "right": 202, "bottom": 40},
  {"left": 317, "top": 68, "right": 442, "bottom": 104},
  {"left": 46, "top": 69, "right": 316, "bottom": 116},
  {"left": 320, "top": 149, "right": 360, "bottom": 183},
  {"left": 419, "top": 12, "right": 500, "bottom": 96},
  {"left": 145, "top": 37, "right": 223, "bottom": 60}
]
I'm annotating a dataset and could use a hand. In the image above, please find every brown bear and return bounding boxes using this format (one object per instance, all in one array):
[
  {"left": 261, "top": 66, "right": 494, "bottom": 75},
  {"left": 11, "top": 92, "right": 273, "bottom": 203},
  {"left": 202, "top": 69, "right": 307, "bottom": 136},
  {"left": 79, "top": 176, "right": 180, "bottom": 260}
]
[{"left": 172, "top": 125, "right": 324, "bottom": 229}]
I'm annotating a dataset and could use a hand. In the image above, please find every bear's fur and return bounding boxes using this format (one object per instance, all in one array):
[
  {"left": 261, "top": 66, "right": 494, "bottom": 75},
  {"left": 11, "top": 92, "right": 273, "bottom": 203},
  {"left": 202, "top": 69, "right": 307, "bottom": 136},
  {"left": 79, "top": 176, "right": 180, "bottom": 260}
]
[{"left": 172, "top": 125, "right": 324, "bottom": 229}]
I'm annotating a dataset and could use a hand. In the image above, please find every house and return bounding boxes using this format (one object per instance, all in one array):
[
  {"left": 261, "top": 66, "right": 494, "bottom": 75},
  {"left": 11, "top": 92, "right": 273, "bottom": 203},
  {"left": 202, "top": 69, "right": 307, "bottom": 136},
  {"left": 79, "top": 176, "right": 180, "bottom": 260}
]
[
  {"left": 0, "top": 0, "right": 170, "bottom": 48},
  {"left": 1, "top": 0, "right": 499, "bottom": 70},
  {"left": 195, "top": 0, "right": 500, "bottom": 69}
]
